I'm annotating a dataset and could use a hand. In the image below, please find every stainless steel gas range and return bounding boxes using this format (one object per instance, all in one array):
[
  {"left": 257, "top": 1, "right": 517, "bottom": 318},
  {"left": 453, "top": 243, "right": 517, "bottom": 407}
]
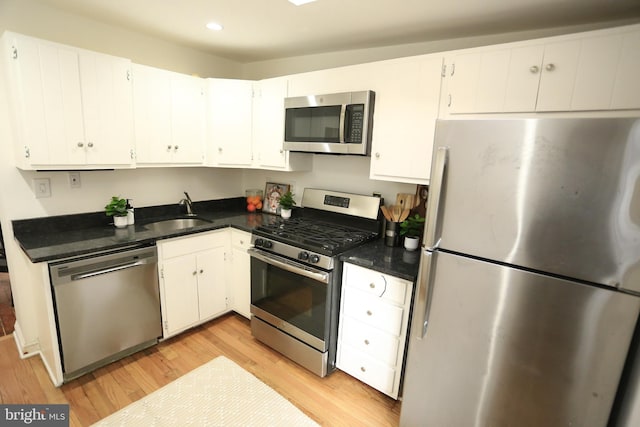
[{"left": 248, "top": 188, "right": 381, "bottom": 377}]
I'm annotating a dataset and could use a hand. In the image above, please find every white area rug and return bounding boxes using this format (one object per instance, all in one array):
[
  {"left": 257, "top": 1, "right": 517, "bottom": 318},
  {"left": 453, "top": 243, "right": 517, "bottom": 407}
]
[{"left": 92, "top": 356, "right": 319, "bottom": 426}]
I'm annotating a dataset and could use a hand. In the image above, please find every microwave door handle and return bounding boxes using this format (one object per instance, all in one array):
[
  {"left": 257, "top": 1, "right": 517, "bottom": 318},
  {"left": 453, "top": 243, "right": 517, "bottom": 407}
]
[{"left": 339, "top": 104, "right": 346, "bottom": 143}]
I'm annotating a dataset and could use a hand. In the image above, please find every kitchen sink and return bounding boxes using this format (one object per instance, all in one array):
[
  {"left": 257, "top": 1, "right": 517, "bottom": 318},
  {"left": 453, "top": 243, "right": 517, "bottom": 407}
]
[{"left": 144, "top": 217, "right": 212, "bottom": 233}]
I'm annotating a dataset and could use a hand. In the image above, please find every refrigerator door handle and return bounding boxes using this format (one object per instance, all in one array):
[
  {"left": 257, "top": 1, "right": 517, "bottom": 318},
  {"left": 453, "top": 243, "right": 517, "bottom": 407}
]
[
  {"left": 423, "top": 147, "right": 448, "bottom": 250},
  {"left": 414, "top": 250, "right": 436, "bottom": 340}
]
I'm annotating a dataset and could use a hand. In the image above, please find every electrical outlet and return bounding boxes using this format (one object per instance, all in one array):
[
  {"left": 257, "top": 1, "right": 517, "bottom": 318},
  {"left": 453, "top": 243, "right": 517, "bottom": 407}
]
[
  {"left": 33, "top": 178, "right": 51, "bottom": 198},
  {"left": 69, "top": 172, "right": 81, "bottom": 188}
]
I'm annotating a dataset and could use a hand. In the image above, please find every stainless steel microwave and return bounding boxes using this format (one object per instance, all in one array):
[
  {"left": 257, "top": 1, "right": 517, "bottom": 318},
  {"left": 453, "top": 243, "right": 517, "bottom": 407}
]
[{"left": 283, "top": 90, "right": 375, "bottom": 156}]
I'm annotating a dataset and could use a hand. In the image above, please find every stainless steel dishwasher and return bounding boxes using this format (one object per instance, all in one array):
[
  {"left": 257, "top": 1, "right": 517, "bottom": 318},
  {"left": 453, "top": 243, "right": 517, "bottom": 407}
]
[{"left": 50, "top": 244, "right": 161, "bottom": 382}]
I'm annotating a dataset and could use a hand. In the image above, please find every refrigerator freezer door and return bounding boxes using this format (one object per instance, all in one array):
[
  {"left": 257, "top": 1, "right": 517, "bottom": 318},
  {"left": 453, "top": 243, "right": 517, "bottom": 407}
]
[
  {"left": 400, "top": 250, "right": 640, "bottom": 427},
  {"left": 431, "top": 118, "right": 640, "bottom": 292}
]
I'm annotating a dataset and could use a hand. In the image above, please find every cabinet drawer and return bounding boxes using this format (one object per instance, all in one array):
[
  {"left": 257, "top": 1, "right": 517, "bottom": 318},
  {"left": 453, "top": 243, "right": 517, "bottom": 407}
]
[
  {"left": 231, "top": 229, "right": 251, "bottom": 249},
  {"left": 338, "top": 343, "right": 397, "bottom": 396},
  {"left": 159, "top": 230, "right": 227, "bottom": 259},
  {"left": 340, "top": 316, "right": 400, "bottom": 366},
  {"left": 343, "top": 263, "right": 409, "bottom": 305},
  {"left": 342, "top": 287, "right": 404, "bottom": 336}
]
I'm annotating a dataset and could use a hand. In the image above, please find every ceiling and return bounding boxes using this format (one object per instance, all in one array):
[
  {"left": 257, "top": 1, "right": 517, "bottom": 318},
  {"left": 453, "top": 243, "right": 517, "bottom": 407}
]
[{"left": 36, "top": 0, "right": 640, "bottom": 63}]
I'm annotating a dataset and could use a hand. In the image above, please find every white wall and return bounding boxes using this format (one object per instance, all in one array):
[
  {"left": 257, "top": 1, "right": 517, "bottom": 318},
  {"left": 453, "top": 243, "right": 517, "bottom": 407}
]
[{"left": 243, "top": 155, "right": 415, "bottom": 206}]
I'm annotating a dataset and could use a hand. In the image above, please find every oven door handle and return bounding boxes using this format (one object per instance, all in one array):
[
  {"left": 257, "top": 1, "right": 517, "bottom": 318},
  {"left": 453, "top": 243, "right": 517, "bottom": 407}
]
[{"left": 248, "top": 248, "right": 330, "bottom": 284}]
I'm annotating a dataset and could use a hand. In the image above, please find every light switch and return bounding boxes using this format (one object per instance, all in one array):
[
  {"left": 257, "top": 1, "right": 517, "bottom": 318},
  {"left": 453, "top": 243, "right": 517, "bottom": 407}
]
[{"left": 33, "top": 178, "right": 51, "bottom": 198}]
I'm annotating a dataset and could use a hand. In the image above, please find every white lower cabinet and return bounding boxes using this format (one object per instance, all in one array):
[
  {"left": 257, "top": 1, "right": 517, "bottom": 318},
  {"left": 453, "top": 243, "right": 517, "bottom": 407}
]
[
  {"left": 230, "top": 229, "right": 252, "bottom": 319},
  {"left": 337, "top": 263, "right": 414, "bottom": 399},
  {"left": 157, "top": 230, "right": 230, "bottom": 338}
]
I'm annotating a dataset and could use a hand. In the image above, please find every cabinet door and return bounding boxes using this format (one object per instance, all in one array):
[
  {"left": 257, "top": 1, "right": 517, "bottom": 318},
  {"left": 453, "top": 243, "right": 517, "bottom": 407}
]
[
  {"left": 79, "top": 51, "right": 134, "bottom": 166},
  {"left": 369, "top": 55, "right": 443, "bottom": 184},
  {"left": 535, "top": 40, "right": 581, "bottom": 111},
  {"left": 196, "top": 247, "right": 227, "bottom": 320},
  {"left": 132, "top": 64, "right": 173, "bottom": 163},
  {"left": 503, "top": 45, "right": 545, "bottom": 112},
  {"left": 253, "top": 77, "right": 288, "bottom": 169},
  {"left": 208, "top": 78, "right": 253, "bottom": 167},
  {"left": 170, "top": 73, "right": 205, "bottom": 164},
  {"left": 610, "top": 29, "right": 640, "bottom": 110},
  {"left": 446, "top": 52, "right": 482, "bottom": 114},
  {"left": 231, "top": 230, "right": 251, "bottom": 319},
  {"left": 161, "top": 255, "right": 199, "bottom": 336},
  {"left": 8, "top": 35, "right": 85, "bottom": 167},
  {"left": 570, "top": 34, "right": 623, "bottom": 111}
]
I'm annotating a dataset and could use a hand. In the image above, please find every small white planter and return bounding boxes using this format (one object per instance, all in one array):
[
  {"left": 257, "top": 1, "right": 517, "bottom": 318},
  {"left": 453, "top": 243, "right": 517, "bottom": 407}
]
[
  {"left": 404, "top": 236, "right": 420, "bottom": 251},
  {"left": 280, "top": 208, "right": 292, "bottom": 219},
  {"left": 113, "top": 215, "right": 129, "bottom": 228}
]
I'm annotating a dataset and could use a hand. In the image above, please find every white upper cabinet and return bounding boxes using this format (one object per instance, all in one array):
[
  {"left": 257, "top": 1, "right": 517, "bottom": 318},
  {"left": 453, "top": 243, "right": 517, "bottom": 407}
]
[
  {"left": 368, "top": 55, "right": 443, "bottom": 185},
  {"left": 207, "top": 78, "right": 254, "bottom": 167},
  {"left": 3, "top": 32, "right": 134, "bottom": 169},
  {"left": 252, "top": 76, "right": 312, "bottom": 171},
  {"left": 133, "top": 64, "right": 205, "bottom": 165},
  {"left": 445, "top": 24, "right": 640, "bottom": 114}
]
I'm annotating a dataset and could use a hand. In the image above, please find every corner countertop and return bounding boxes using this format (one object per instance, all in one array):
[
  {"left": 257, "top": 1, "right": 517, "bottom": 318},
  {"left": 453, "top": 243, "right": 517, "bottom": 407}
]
[
  {"left": 339, "top": 238, "right": 421, "bottom": 282},
  {"left": 12, "top": 198, "right": 280, "bottom": 263}
]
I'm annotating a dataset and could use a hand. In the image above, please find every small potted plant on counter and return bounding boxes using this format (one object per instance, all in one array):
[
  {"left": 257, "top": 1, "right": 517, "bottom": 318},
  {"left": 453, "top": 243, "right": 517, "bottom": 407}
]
[
  {"left": 105, "top": 196, "right": 129, "bottom": 228},
  {"left": 400, "top": 213, "right": 425, "bottom": 251},
  {"left": 278, "top": 191, "right": 296, "bottom": 219}
]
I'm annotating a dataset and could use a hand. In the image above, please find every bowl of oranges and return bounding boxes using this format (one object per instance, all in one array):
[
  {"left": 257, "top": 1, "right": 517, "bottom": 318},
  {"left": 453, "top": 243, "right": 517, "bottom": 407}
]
[{"left": 245, "top": 189, "right": 263, "bottom": 212}]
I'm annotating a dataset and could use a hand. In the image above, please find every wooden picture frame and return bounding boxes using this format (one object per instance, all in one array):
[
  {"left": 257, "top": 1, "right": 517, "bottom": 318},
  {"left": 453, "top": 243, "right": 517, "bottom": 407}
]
[{"left": 263, "top": 182, "right": 291, "bottom": 214}]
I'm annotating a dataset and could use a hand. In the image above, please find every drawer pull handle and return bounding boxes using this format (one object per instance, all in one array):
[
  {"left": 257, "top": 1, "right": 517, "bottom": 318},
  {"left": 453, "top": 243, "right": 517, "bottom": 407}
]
[
  {"left": 369, "top": 283, "right": 375, "bottom": 289},
  {"left": 192, "top": 271, "right": 197, "bottom": 276},
  {"left": 366, "top": 310, "right": 372, "bottom": 316},
  {"left": 364, "top": 339, "right": 370, "bottom": 345},
  {"left": 199, "top": 269, "right": 204, "bottom": 274},
  {"left": 360, "top": 366, "right": 366, "bottom": 372}
]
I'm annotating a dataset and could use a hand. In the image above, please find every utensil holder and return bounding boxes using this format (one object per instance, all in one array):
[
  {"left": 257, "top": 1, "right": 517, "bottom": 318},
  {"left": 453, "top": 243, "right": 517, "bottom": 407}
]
[{"left": 385, "top": 220, "right": 400, "bottom": 247}]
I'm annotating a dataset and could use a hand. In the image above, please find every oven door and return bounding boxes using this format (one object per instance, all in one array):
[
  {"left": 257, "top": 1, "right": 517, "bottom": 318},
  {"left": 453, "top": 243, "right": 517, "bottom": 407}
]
[{"left": 248, "top": 248, "right": 332, "bottom": 352}]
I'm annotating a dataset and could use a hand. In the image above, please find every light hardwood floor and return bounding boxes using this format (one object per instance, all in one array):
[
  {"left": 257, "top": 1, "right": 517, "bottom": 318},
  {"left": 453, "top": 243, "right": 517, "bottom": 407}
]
[{"left": 0, "top": 313, "right": 401, "bottom": 426}]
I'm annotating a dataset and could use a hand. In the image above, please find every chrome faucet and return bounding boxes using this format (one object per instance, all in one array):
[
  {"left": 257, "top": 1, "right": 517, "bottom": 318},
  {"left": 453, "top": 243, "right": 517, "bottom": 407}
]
[{"left": 179, "top": 191, "right": 195, "bottom": 216}]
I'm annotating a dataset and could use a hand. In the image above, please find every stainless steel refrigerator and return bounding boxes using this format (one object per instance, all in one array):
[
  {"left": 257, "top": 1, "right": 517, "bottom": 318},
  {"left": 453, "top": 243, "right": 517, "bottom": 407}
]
[{"left": 400, "top": 117, "right": 640, "bottom": 427}]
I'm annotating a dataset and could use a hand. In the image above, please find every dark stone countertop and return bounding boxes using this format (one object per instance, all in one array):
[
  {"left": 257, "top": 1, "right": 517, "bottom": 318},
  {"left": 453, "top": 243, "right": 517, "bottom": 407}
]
[
  {"left": 339, "top": 238, "right": 422, "bottom": 282},
  {"left": 12, "top": 197, "right": 281, "bottom": 263},
  {"left": 13, "top": 197, "right": 422, "bottom": 281}
]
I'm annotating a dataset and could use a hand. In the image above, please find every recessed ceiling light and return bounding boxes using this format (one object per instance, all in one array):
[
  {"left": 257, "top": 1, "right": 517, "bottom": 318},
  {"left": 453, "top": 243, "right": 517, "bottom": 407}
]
[
  {"left": 288, "top": 0, "right": 317, "bottom": 5},
  {"left": 206, "top": 22, "right": 223, "bottom": 31}
]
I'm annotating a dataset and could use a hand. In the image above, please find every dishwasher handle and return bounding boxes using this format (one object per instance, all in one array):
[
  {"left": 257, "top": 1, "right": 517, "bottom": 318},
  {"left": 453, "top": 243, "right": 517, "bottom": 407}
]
[{"left": 71, "top": 260, "right": 147, "bottom": 281}]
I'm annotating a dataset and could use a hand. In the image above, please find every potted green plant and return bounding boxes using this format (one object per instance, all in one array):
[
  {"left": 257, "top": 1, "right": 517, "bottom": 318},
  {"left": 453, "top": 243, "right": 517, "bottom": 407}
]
[
  {"left": 400, "top": 214, "right": 425, "bottom": 250},
  {"left": 278, "top": 191, "right": 296, "bottom": 219},
  {"left": 105, "top": 196, "right": 129, "bottom": 228}
]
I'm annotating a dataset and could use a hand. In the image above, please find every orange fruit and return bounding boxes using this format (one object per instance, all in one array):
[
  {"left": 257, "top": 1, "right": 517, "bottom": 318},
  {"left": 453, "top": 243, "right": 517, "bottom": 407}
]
[
  {"left": 247, "top": 203, "right": 256, "bottom": 212},
  {"left": 256, "top": 201, "right": 263, "bottom": 210}
]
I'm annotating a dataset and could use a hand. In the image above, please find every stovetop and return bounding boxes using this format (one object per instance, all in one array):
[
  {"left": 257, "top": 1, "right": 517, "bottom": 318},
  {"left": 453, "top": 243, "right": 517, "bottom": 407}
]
[{"left": 253, "top": 216, "right": 378, "bottom": 256}]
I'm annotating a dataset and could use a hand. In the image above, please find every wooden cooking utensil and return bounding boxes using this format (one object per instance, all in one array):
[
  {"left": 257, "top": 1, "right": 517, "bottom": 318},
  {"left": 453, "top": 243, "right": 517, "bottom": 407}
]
[
  {"left": 399, "top": 208, "right": 410, "bottom": 222},
  {"left": 380, "top": 205, "right": 392, "bottom": 221},
  {"left": 392, "top": 205, "right": 402, "bottom": 222}
]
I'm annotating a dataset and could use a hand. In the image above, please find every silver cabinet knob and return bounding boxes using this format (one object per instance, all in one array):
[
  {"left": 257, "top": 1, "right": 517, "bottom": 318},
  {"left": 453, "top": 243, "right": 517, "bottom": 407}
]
[
  {"left": 545, "top": 63, "right": 555, "bottom": 71},
  {"left": 218, "top": 147, "right": 223, "bottom": 153},
  {"left": 77, "top": 142, "right": 84, "bottom": 147},
  {"left": 369, "top": 283, "right": 376, "bottom": 289},
  {"left": 529, "top": 65, "right": 540, "bottom": 74},
  {"left": 87, "top": 142, "right": 94, "bottom": 148},
  {"left": 167, "top": 145, "right": 172, "bottom": 150},
  {"left": 364, "top": 339, "right": 370, "bottom": 345},
  {"left": 174, "top": 145, "right": 179, "bottom": 150},
  {"left": 366, "top": 310, "right": 373, "bottom": 316},
  {"left": 199, "top": 269, "right": 203, "bottom": 274},
  {"left": 375, "top": 152, "right": 380, "bottom": 159},
  {"left": 192, "top": 271, "right": 197, "bottom": 275},
  {"left": 360, "top": 366, "right": 366, "bottom": 372}
]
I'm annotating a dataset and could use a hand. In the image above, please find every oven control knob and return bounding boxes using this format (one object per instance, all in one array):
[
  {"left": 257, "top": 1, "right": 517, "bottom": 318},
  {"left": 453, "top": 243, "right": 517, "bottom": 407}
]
[
  {"left": 254, "top": 238, "right": 264, "bottom": 247},
  {"left": 262, "top": 240, "right": 273, "bottom": 249},
  {"left": 298, "top": 251, "right": 309, "bottom": 260},
  {"left": 309, "top": 254, "right": 320, "bottom": 264}
]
